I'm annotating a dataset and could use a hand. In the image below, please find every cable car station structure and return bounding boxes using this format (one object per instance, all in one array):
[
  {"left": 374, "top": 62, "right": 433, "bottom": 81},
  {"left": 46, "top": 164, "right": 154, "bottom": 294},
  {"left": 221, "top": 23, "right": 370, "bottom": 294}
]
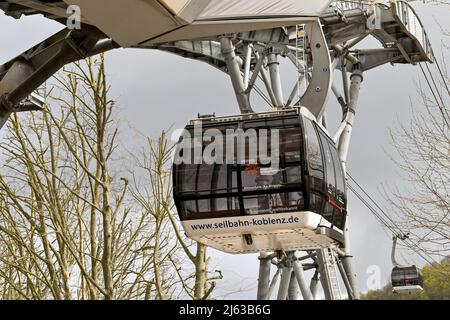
[{"left": 0, "top": 0, "right": 434, "bottom": 300}]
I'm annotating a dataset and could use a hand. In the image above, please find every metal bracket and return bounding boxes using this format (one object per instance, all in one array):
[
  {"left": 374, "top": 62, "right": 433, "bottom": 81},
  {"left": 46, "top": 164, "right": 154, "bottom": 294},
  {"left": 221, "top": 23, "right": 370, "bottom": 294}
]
[
  {"left": 347, "top": 48, "right": 404, "bottom": 72},
  {"left": 300, "top": 20, "right": 333, "bottom": 119},
  {"left": 0, "top": 28, "right": 113, "bottom": 130},
  {"left": 391, "top": 233, "right": 410, "bottom": 268},
  {"left": 16, "top": 92, "right": 46, "bottom": 112}
]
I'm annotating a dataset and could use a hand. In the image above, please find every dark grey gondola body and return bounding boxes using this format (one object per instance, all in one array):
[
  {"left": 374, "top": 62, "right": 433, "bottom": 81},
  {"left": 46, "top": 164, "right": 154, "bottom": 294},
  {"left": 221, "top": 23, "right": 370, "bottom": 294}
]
[
  {"left": 173, "top": 108, "right": 348, "bottom": 253},
  {"left": 391, "top": 265, "right": 424, "bottom": 294}
]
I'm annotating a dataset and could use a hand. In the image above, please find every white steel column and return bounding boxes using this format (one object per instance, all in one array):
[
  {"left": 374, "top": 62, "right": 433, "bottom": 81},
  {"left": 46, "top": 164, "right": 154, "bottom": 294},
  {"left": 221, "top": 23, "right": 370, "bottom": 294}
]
[
  {"left": 292, "top": 259, "right": 314, "bottom": 300},
  {"left": 335, "top": 67, "right": 363, "bottom": 300},
  {"left": 310, "top": 271, "right": 320, "bottom": 299},
  {"left": 341, "top": 219, "right": 360, "bottom": 299},
  {"left": 267, "top": 51, "right": 284, "bottom": 108},
  {"left": 337, "top": 69, "right": 363, "bottom": 173},
  {"left": 277, "top": 258, "right": 292, "bottom": 300},
  {"left": 257, "top": 252, "right": 272, "bottom": 300},
  {"left": 219, "top": 36, "right": 253, "bottom": 114},
  {"left": 288, "top": 271, "right": 299, "bottom": 300}
]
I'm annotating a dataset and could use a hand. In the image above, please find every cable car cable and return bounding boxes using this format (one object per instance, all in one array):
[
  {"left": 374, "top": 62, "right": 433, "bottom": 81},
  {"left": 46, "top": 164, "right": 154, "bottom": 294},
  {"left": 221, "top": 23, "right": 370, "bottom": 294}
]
[
  {"left": 418, "top": 63, "right": 450, "bottom": 127},
  {"left": 348, "top": 174, "right": 400, "bottom": 230},
  {"left": 419, "top": 62, "right": 450, "bottom": 124},
  {"left": 347, "top": 183, "right": 399, "bottom": 235},
  {"left": 347, "top": 174, "right": 438, "bottom": 265},
  {"left": 254, "top": 83, "right": 273, "bottom": 106},
  {"left": 434, "top": 59, "right": 450, "bottom": 98},
  {"left": 415, "top": 210, "right": 449, "bottom": 243},
  {"left": 348, "top": 182, "right": 436, "bottom": 265},
  {"left": 348, "top": 175, "right": 438, "bottom": 265},
  {"left": 424, "top": 62, "right": 449, "bottom": 115}
]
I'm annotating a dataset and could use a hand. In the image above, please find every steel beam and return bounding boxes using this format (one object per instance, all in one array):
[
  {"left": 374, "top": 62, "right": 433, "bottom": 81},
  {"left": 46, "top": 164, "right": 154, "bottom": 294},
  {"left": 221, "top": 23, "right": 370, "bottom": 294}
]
[
  {"left": 267, "top": 268, "right": 281, "bottom": 300},
  {"left": 316, "top": 249, "right": 334, "bottom": 300},
  {"left": 243, "top": 44, "right": 253, "bottom": 89},
  {"left": 267, "top": 51, "right": 284, "bottom": 108},
  {"left": 341, "top": 219, "right": 360, "bottom": 299},
  {"left": 336, "top": 254, "right": 355, "bottom": 300},
  {"left": 287, "top": 271, "right": 299, "bottom": 300},
  {"left": 255, "top": 51, "right": 278, "bottom": 107},
  {"left": 0, "top": 61, "right": 34, "bottom": 128},
  {"left": 337, "top": 68, "right": 363, "bottom": 173},
  {"left": 277, "top": 257, "right": 292, "bottom": 301},
  {"left": 257, "top": 252, "right": 272, "bottom": 300},
  {"left": 219, "top": 36, "right": 253, "bottom": 114},
  {"left": 245, "top": 50, "right": 265, "bottom": 95},
  {"left": 310, "top": 271, "right": 320, "bottom": 300},
  {"left": 292, "top": 259, "right": 314, "bottom": 300},
  {"left": 331, "top": 83, "right": 347, "bottom": 114}
]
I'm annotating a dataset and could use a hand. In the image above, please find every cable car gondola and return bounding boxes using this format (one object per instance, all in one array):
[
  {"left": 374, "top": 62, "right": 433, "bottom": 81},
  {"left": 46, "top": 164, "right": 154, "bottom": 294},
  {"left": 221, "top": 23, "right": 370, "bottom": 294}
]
[
  {"left": 391, "top": 266, "right": 424, "bottom": 294},
  {"left": 173, "top": 107, "right": 347, "bottom": 254},
  {"left": 391, "top": 235, "right": 424, "bottom": 294}
]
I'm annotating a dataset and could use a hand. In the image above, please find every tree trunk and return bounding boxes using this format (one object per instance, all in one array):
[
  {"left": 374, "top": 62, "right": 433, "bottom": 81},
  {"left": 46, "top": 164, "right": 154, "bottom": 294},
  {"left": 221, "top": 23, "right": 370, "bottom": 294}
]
[{"left": 194, "top": 243, "right": 208, "bottom": 300}]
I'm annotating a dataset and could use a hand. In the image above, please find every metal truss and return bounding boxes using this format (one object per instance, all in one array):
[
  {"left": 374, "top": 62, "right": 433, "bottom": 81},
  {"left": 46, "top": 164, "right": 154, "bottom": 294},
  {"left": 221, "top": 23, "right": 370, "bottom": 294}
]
[{"left": 0, "top": 0, "right": 435, "bottom": 300}]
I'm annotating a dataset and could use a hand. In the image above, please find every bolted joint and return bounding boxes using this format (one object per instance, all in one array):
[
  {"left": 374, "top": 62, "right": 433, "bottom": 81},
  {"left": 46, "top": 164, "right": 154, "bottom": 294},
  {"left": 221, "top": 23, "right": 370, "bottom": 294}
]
[
  {"left": 219, "top": 44, "right": 235, "bottom": 56},
  {"left": 347, "top": 107, "right": 357, "bottom": 116},
  {"left": 350, "top": 69, "right": 364, "bottom": 82},
  {"left": 267, "top": 46, "right": 282, "bottom": 55},
  {"left": 218, "top": 34, "right": 236, "bottom": 51},
  {"left": 258, "top": 253, "right": 276, "bottom": 261},
  {"left": 267, "top": 53, "right": 281, "bottom": 67},
  {"left": 337, "top": 96, "right": 348, "bottom": 110}
]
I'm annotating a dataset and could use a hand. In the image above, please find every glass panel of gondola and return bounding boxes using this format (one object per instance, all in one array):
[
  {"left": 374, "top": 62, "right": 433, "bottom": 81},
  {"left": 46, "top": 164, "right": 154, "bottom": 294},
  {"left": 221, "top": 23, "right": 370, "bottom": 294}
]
[
  {"left": 175, "top": 127, "right": 241, "bottom": 220},
  {"left": 318, "top": 131, "right": 337, "bottom": 224},
  {"left": 197, "top": 164, "right": 214, "bottom": 195},
  {"left": 179, "top": 164, "right": 197, "bottom": 193},
  {"left": 240, "top": 125, "right": 282, "bottom": 215},
  {"left": 240, "top": 125, "right": 304, "bottom": 215},
  {"left": 329, "top": 138, "right": 347, "bottom": 229},
  {"left": 304, "top": 119, "right": 325, "bottom": 190},
  {"left": 304, "top": 119, "right": 325, "bottom": 216},
  {"left": 208, "top": 128, "right": 241, "bottom": 219},
  {"left": 309, "top": 193, "right": 324, "bottom": 215},
  {"left": 279, "top": 127, "right": 304, "bottom": 213},
  {"left": 319, "top": 127, "right": 348, "bottom": 229},
  {"left": 391, "top": 266, "right": 423, "bottom": 291},
  {"left": 181, "top": 200, "right": 198, "bottom": 219},
  {"left": 174, "top": 110, "right": 346, "bottom": 223}
]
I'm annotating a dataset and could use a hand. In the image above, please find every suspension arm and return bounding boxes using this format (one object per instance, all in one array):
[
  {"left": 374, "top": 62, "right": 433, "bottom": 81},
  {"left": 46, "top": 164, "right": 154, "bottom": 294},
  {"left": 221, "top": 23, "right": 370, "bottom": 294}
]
[
  {"left": 300, "top": 19, "right": 333, "bottom": 119},
  {"left": 0, "top": 28, "right": 116, "bottom": 129}
]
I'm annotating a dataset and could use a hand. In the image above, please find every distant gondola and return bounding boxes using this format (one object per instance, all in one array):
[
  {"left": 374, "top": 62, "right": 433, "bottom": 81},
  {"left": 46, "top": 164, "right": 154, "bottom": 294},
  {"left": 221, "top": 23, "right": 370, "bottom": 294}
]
[
  {"left": 390, "top": 235, "right": 424, "bottom": 294},
  {"left": 173, "top": 107, "right": 347, "bottom": 254},
  {"left": 391, "top": 266, "right": 424, "bottom": 294}
]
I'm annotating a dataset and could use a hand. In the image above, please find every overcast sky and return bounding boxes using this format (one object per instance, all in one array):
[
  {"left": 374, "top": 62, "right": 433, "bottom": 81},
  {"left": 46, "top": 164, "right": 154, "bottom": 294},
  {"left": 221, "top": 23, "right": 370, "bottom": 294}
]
[{"left": 0, "top": 2, "right": 448, "bottom": 300}]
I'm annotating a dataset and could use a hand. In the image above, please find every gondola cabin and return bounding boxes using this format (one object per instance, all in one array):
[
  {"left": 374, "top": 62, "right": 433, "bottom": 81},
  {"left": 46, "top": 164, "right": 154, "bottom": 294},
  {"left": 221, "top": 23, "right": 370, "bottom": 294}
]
[
  {"left": 173, "top": 108, "right": 347, "bottom": 254},
  {"left": 391, "top": 266, "right": 424, "bottom": 294}
]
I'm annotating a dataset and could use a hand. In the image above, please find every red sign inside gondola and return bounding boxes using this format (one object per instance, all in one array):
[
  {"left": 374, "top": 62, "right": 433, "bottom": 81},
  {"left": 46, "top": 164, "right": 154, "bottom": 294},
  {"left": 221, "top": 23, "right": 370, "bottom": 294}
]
[{"left": 245, "top": 164, "right": 261, "bottom": 177}]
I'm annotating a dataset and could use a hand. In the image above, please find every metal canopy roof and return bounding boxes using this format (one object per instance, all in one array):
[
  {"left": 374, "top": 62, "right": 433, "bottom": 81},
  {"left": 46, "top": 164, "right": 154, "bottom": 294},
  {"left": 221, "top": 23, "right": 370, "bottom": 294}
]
[{"left": 0, "top": 0, "right": 332, "bottom": 46}]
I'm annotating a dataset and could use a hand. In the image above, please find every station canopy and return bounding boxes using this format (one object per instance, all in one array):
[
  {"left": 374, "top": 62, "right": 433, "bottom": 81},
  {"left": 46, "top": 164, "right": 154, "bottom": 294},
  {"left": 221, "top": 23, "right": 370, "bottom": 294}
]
[{"left": 65, "top": 0, "right": 332, "bottom": 46}]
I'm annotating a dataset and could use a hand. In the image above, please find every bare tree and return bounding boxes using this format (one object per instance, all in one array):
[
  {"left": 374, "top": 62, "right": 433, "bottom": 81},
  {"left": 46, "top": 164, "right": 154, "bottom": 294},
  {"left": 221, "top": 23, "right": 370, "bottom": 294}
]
[
  {"left": 0, "top": 55, "right": 221, "bottom": 300},
  {"left": 386, "top": 2, "right": 449, "bottom": 258},
  {"left": 128, "top": 133, "right": 223, "bottom": 300}
]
